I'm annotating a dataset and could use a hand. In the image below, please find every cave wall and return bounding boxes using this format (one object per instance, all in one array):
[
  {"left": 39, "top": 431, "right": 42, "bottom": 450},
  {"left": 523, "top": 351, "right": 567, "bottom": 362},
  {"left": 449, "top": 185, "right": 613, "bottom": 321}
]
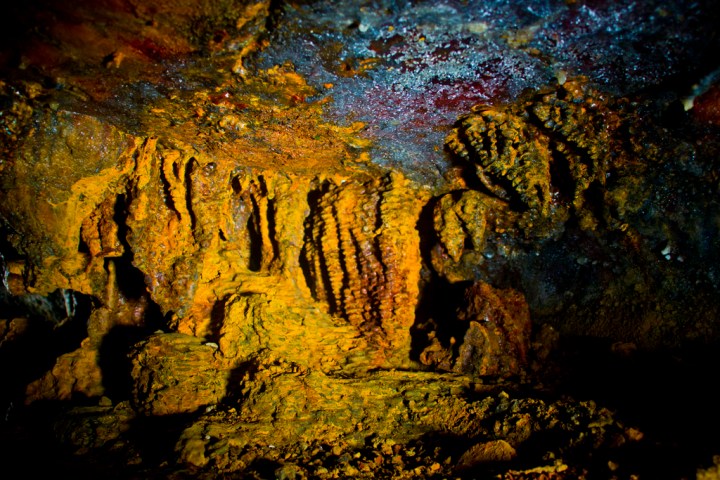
[{"left": 1, "top": 0, "right": 720, "bottom": 478}]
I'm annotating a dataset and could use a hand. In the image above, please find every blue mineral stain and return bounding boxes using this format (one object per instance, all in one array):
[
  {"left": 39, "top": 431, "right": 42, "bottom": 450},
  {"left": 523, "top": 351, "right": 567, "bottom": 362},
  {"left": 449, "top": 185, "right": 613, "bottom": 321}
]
[{"left": 251, "top": 0, "right": 718, "bottom": 184}]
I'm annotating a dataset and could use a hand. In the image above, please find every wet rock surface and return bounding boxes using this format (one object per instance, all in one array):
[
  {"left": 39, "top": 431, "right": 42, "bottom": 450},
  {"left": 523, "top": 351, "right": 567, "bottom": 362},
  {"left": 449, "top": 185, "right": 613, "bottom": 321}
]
[{"left": 1, "top": 0, "right": 720, "bottom": 478}]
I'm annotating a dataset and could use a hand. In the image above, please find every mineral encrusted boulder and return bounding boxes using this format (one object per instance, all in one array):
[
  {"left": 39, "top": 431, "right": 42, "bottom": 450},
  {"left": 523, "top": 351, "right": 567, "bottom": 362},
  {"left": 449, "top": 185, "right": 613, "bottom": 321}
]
[{"left": 130, "top": 333, "right": 227, "bottom": 416}]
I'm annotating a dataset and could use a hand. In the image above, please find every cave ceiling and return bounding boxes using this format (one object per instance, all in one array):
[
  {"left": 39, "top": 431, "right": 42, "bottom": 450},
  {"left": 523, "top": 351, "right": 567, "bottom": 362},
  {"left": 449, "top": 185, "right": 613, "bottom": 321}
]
[{"left": 1, "top": 0, "right": 718, "bottom": 343}]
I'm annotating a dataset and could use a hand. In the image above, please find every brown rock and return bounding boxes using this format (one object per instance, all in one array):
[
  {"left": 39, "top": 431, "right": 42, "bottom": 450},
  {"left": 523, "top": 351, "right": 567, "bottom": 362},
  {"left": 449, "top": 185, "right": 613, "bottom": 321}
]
[
  {"left": 453, "top": 281, "right": 532, "bottom": 378},
  {"left": 693, "top": 84, "right": 720, "bottom": 125},
  {"left": 419, "top": 281, "right": 532, "bottom": 379}
]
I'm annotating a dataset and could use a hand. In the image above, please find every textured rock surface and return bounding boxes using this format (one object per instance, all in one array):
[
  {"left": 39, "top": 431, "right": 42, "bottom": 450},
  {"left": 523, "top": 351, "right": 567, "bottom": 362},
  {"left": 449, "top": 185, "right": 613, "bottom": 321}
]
[
  {"left": 130, "top": 333, "right": 227, "bottom": 416},
  {"left": 1, "top": 1, "right": 720, "bottom": 479}
]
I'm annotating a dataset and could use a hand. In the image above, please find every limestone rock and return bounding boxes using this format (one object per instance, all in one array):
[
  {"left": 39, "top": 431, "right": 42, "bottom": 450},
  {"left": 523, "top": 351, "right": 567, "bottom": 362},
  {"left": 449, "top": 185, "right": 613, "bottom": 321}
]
[
  {"left": 129, "top": 332, "right": 227, "bottom": 415},
  {"left": 176, "top": 363, "right": 486, "bottom": 469}
]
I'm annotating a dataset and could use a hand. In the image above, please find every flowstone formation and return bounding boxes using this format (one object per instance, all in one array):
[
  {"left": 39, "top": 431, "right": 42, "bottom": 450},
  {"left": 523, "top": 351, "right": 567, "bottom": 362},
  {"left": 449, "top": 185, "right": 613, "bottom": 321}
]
[{"left": 1, "top": 1, "right": 720, "bottom": 479}]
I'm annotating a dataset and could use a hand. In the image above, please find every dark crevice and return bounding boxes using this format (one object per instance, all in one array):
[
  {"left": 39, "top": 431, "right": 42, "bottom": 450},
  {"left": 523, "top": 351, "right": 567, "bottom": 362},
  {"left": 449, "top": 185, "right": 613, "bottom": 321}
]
[
  {"left": 223, "top": 356, "right": 263, "bottom": 403},
  {"left": 264, "top": 0, "right": 286, "bottom": 34},
  {"left": 297, "top": 245, "right": 315, "bottom": 294},
  {"left": 266, "top": 195, "right": 280, "bottom": 267},
  {"left": 462, "top": 231, "right": 475, "bottom": 252},
  {"left": 583, "top": 180, "right": 608, "bottom": 228},
  {"left": 113, "top": 193, "right": 131, "bottom": 245},
  {"left": 548, "top": 142, "right": 576, "bottom": 204},
  {"left": 527, "top": 107, "right": 611, "bottom": 224},
  {"left": 444, "top": 137, "right": 483, "bottom": 192},
  {"left": 299, "top": 185, "right": 324, "bottom": 298},
  {"left": 529, "top": 114, "right": 599, "bottom": 177},
  {"left": 112, "top": 195, "right": 147, "bottom": 300},
  {"left": 98, "top": 325, "right": 148, "bottom": 401},
  {"left": 0, "top": 225, "right": 21, "bottom": 263},
  {"left": 184, "top": 158, "right": 197, "bottom": 233},
  {"left": 230, "top": 175, "right": 242, "bottom": 194},
  {"left": 206, "top": 295, "right": 229, "bottom": 344},
  {"left": 411, "top": 196, "right": 472, "bottom": 362},
  {"left": 410, "top": 277, "right": 472, "bottom": 363},
  {"left": 534, "top": 184, "right": 547, "bottom": 208},
  {"left": 0, "top": 289, "right": 95, "bottom": 414},
  {"left": 455, "top": 125, "right": 522, "bottom": 208},
  {"left": 126, "top": 412, "right": 202, "bottom": 466},
  {"left": 332, "top": 200, "right": 354, "bottom": 321},
  {"left": 109, "top": 194, "right": 165, "bottom": 335},
  {"left": 416, "top": 195, "right": 441, "bottom": 270},
  {"left": 97, "top": 240, "right": 165, "bottom": 403},
  {"left": 245, "top": 176, "right": 279, "bottom": 272},
  {"left": 158, "top": 155, "right": 179, "bottom": 218},
  {"left": 247, "top": 194, "right": 263, "bottom": 272},
  {"left": 77, "top": 235, "right": 90, "bottom": 254},
  {"left": 246, "top": 458, "right": 284, "bottom": 478},
  {"left": 111, "top": 257, "right": 148, "bottom": 301}
]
